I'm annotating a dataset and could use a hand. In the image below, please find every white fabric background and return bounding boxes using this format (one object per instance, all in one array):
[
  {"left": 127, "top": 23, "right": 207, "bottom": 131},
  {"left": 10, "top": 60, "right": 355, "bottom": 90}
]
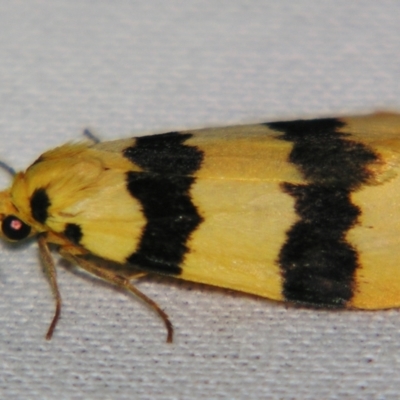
[{"left": 0, "top": 1, "right": 400, "bottom": 399}]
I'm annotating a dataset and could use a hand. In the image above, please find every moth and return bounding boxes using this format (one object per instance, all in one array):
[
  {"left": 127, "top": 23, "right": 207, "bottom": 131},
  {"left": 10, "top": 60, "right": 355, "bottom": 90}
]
[{"left": 1, "top": 112, "right": 400, "bottom": 342}]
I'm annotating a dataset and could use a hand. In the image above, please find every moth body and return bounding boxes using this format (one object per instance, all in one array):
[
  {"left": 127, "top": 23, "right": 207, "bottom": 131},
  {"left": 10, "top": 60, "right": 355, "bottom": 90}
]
[{"left": 2, "top": 112, "right": 400, "bottom": 341}]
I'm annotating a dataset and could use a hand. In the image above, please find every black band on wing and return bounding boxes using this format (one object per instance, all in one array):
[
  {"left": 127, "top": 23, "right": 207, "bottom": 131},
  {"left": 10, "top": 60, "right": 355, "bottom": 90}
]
[
  {"left": 123, "top": 132, "right": 204, "bottom": 275},
  {"left": 267, "top": 118, "right": 378, "bottom": 307}
]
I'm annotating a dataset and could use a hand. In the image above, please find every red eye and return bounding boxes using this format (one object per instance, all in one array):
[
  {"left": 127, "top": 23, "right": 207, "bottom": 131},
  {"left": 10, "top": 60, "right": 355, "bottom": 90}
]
[{"left": 2, "top": 215, "right": 31, "bottom": 241}]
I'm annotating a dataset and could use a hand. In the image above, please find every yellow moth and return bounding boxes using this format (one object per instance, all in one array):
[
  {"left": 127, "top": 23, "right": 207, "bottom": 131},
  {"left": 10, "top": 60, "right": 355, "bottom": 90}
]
[{"left": 1, "top": 112, "right": 400, "bottom": 342}]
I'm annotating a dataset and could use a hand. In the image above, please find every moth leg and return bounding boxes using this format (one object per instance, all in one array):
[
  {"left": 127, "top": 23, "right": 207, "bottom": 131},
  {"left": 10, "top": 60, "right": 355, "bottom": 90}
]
[
  {"left": 59, "top": 247, "right": 173, "bottom": 343},
  {"left": 83, "top": 128, "right": 101, "bottom": 144},
  {"left": 127, "top": 271, "right": 148, "bottom": 280},
  {"left": 37, "top": 234, "right": 62, "bottom": 340}
]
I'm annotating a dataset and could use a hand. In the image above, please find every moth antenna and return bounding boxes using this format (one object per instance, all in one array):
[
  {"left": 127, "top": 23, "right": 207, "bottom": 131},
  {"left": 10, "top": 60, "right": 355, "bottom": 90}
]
[
  {"left": 83, "top": 129, "right": 101, "bottom": 144},
  {"left": 0, "top": 160, "right": 16, "bottom": 177}
]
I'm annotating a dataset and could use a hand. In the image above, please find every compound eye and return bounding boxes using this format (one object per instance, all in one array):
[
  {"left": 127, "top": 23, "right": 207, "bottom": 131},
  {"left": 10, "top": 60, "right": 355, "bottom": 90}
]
[{"left": 2, "top": 215, "right": 31, "bottom": 241}]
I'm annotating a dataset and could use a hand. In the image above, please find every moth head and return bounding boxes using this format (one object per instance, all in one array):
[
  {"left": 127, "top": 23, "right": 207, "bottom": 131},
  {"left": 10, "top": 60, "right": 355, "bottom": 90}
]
[
  {"left": 0, "top": 161, "right": 37, "bottom": 242},
  {"left": 0, "top": 189, "right": 33, "bottom": 242}
]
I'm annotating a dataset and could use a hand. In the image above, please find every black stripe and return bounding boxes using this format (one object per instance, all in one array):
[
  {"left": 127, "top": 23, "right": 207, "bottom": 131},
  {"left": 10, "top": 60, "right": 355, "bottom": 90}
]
[
  {"left": 267, "top": 118, "right": 378, "bottom": 307},
  {"left": 123, "top": 132, "right": 204, "bottom": 275},
  {"left": 124, "top": 132, "right": 203, "bottom": 175},
  {"left": 30, "top": 188, "right": 51, "bottom": 224},
  {"left": 64, "top": 223, "right": 83, "bottom": 245}
]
